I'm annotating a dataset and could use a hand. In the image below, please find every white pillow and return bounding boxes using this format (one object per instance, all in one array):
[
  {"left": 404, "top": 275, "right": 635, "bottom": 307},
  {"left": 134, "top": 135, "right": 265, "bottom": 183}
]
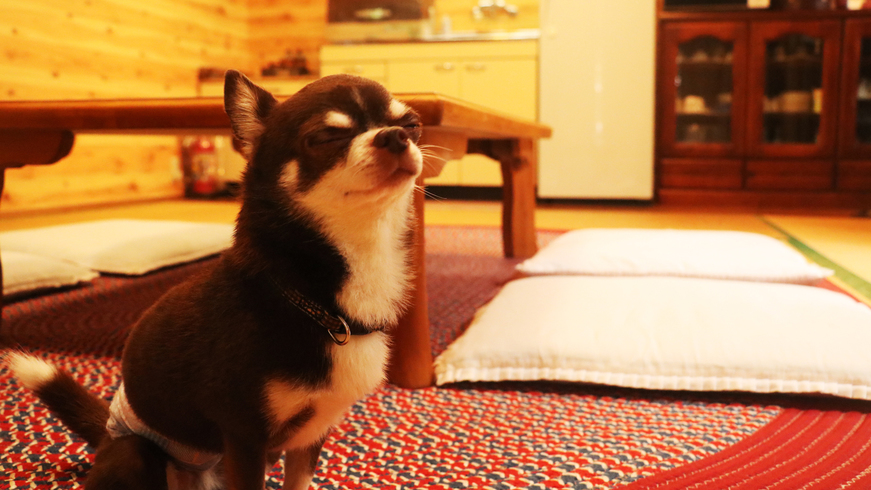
[
  {"left": 435, "top": 276, "right": 871, "bottom": 400},
  {"left": 2, "top": 250, "right": 98, "bottom": 296},
  {"left": 0, "top": 219, "right": 234, "bottom": 275},
  {"left": 516, "top": 228, "right": 832, "bottom": 284}
]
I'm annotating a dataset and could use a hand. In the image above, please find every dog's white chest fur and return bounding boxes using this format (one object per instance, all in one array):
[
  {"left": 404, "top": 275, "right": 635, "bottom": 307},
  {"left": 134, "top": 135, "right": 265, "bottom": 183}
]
[
  {"left": 293, "top": 163, "right": 416, "bottom": 328},
  {"left": 265, "top": 332, "right": 389, "bottom": 450}
]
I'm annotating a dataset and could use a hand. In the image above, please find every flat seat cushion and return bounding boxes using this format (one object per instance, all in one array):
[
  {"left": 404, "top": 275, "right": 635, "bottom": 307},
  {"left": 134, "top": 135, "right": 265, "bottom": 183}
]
[
  {"left": 0, "top": 219, "right": 234, "bottom": 275},
  {"left": 516, "top": 228, "right": 832, "bottom": 284},
  {"left": 2, "top": 250, "right": 98, "bottom": 296},
  {"left": 435, "top": 276, "right": 871, "bottom": 400}
]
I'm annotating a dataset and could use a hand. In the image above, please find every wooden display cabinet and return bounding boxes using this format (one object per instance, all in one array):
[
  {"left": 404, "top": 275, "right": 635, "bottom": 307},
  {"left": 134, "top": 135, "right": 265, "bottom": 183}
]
[
  {"left": 839, "top": 19, "right": 871, "bottom": 192},
  {"left": 656, "top": 7, "right": 871, "bottom": 210}
]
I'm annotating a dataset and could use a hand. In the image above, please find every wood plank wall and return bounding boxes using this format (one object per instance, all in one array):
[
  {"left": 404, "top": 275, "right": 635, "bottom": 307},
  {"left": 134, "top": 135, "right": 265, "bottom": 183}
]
[
  {"left": 249, "top": 0, "right": 327, "bottom": 76},
  {"left": 1, "top": 0, "right": 538, "bottom": 215},
  {"left": 0, "top": 0, "right": 251, "bottom": 214}
]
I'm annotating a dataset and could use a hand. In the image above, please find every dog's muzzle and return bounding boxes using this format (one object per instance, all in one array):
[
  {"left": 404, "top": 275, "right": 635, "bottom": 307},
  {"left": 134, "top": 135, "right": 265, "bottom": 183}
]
[{"left": 373, "top": 128, "right": 411, "bottom": 155}]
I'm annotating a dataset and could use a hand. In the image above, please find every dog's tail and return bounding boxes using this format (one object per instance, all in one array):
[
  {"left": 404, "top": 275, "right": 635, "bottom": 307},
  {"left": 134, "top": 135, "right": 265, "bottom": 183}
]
[{"left": 6, "top": 352, "right": 110, "bottom": 447}]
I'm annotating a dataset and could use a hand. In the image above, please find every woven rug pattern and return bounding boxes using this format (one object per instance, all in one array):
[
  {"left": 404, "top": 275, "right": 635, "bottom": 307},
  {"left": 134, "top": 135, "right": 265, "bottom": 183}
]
[
  {"left": 1, "top": 352, "right": 780, "bottom": 489},
  {"left": 5, "top": 225, "right": 860, "bottom": 489}
]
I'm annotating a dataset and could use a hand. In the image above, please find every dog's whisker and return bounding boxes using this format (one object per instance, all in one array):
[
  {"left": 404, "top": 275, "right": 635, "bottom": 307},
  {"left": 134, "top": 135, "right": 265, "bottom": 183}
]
[
  {"left": 418, "top": 144, "right": 452, "bottom": 152},
  {"left": 414, "top": 184, "right": 446, "bottom": 201},
  {"left": 422, "top": 154, "right": 448, "bottom": 164},
  {"left": 419, "top": 148, "right": 450, "bottom": 160},
  {"left": 421, "top": 155, "right": 449, "bottom": 170}
]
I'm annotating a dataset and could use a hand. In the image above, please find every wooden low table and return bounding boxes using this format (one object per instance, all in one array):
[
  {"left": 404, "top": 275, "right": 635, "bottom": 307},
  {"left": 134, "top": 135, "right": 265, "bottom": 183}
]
[{"left": 0, "top": 94, "right": 551, "bottom": 388}]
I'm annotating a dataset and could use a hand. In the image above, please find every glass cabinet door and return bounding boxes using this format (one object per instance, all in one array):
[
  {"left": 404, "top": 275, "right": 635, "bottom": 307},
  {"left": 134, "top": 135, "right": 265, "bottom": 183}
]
[
  {"left": 676, "top": 37, "right": 733, "bottom": 143},
  {"left": 748, "top": 21, "right": 840, "bottom": 158},
  {"left": 855, "top": 37, "right": 871, "bottom": 145},
  {"left": 839, "top": 19, "right": 871, "bottom": 158},
  {"left": 660, "top": 22, "right": 747, "bottom": 157},
  {"left": 761, "top": 34, "right": 822, "bottom": 145}
]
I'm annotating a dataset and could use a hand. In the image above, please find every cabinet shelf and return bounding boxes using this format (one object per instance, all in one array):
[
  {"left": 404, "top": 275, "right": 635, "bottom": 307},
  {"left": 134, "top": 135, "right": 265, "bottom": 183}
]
[
  {"left": 762, "top": 111, "right": 820, "bottom": 118},
  {"left": 676, "top": 112, "right": 731, "bottom": 118},
  {"left": 766, "top": 58, "right": 822, "bottom": 68},
  {"left": 678, "top": 60, "right": 733, "bottom": 69}
]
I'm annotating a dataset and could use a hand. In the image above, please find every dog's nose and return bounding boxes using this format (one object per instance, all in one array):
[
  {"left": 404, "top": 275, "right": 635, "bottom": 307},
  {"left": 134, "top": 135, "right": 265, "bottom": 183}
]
[{"left": 373, "top": 128, "right": 410, "bottom": 155}]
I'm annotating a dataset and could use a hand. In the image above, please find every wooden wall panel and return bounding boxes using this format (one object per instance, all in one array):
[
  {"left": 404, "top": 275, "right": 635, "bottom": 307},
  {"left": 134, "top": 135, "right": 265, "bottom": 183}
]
[
  {"left": 248, "top": 0, "right": 328, "bottom": 75},
  {"left": 1, "top": 135, "right": 184, "bottom": 212},
  {"left": 0, "top": 0, "right": 252, "bottom": 214},
  {"left": 1, "top": 0, "right": 251, "bottom": 100},
  {"left": 1, "top": 0, "right": 540, "bottom": 214}
]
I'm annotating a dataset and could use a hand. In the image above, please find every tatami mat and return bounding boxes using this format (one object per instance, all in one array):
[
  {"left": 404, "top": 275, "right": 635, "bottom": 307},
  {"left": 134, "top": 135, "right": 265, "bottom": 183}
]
[
  {"left": 425, "top": 201, "right": 778, "bottom": 235},
  {"left": 763, "top": 215, "right": 871, "bottom": 300},
  {"left": 2, "top": 198, "right": 868, "bottom": 301}
]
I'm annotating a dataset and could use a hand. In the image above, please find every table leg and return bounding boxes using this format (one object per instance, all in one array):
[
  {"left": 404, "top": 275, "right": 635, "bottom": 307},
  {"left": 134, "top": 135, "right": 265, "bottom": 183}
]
[
  {"left": 0, "top": 169, "right": 4, "bottom": 347},
  {"left": 387, "top": 177, "right": 434, "bottom": 388},
  {"left": 469, "top": 138, "right": 538, "bottom": 259},
  {"left": 0, "top": 129, "right": 74, "bottom": 349}
]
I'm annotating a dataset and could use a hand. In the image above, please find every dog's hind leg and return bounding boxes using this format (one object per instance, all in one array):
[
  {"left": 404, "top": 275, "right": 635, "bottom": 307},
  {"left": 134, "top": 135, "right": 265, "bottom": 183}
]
[
  {"left": 85, "top": 435, "right": 169, "bottom": 490},
  {"left": 282, "top": 440, "right": 325, "bottom": 490},
  {"left": 222, "top": 434, "right": 269, "bottom": 490}
]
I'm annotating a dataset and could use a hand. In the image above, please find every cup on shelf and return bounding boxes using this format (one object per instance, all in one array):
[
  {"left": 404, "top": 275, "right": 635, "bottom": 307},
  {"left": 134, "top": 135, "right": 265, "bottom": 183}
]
[
  {"left": 682, "top": 95, "right": 707, "bottom": 113},
  {"left": 764, "top": 96, "right": 781, "bottom": 113},
  {"left": 858, "top": 79, "right": 871, "bottom": 100},
  {"left": 779, "top": 91, "right": 813, "bottom": 113},
  {"left": 684, "top": 123, "right": 707, "bottom": 142},
  {"left": 716, "top": 92, "right": 732, "bottom": 112},
  {"left": 691, "top": 50, "right": 710, "bottom": 62}
]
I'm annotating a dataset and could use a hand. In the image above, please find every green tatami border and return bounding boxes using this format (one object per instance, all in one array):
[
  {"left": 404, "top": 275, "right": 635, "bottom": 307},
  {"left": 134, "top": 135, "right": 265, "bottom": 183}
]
[{"left": 762, "top": 217, "right": 871, "bottom": 301}]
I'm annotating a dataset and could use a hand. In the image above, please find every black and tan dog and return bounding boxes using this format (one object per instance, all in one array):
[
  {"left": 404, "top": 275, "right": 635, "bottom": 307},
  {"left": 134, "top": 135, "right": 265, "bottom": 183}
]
[{"left": 7, "top": 70, "right": 424, "bottom": 489}]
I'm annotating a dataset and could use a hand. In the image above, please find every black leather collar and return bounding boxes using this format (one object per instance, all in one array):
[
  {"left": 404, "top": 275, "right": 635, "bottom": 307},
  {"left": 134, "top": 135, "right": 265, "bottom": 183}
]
[{"left": 264, "top": 273, "right": 375, "bottom": 345}]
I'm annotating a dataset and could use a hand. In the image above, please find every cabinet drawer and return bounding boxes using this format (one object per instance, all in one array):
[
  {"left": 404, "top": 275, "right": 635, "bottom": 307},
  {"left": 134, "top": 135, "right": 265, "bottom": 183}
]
[
  {"left": 659, "top": 158, "right": 742, "bottom": 189},
  {"left": 746, "top": 160, "right": 833, "bottom": 191},
  {"left": 839, "top": 161, "right": 871, "bottom": 191}
]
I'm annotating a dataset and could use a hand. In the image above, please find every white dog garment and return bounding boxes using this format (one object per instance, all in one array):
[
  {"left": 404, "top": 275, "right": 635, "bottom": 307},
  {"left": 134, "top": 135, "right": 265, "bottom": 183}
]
[{"left": 106, "top": 383, "right": 223, "bottom": 472}]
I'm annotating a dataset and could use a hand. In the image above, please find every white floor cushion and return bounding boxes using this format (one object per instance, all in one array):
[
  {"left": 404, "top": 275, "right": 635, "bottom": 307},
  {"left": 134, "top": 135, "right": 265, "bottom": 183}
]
[
  {"left": 516, "top": 228, "right": 832, "bottom": 284},
  {"left": 0, "top": 219, "right": 234, "bottom": 275},
  {"left": 2, "top": 250, "right": 98, "bottom": 296},
  {"left": 435, "top": 276, "right": 871, "bottom": 400}
]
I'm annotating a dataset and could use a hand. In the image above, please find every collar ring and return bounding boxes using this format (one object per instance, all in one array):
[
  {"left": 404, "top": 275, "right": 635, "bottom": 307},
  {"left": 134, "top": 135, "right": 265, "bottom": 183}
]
[{"left": 328, "top": 316, "right": 352, "bottom": 346}]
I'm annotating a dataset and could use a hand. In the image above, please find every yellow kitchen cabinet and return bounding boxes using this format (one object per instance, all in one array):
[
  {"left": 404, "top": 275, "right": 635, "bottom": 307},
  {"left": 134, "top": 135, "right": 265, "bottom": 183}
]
[
  {"left": 318, "top": 61, "right": 388, "bottom": 85},
  {"left": 321, "top": 40, "right": 538, "bottom": 186}
]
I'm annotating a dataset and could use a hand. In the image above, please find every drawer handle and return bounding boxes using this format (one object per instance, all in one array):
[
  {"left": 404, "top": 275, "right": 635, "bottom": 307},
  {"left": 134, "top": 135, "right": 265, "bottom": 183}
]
[
  {"left": 466, "top": 63, "right": 486, "bottom": 72},
  {"left": 345, "top": 65, "right": 365, "bottom": 74},
  {"left": 435, "top": 62, "right": 455, "bottom": 72}
]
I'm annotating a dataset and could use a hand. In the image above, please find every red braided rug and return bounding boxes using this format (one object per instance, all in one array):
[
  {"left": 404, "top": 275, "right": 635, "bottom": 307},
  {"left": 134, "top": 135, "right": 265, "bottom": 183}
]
[{"left": 1, "top": 225, "right": 869, "bottom": 489}]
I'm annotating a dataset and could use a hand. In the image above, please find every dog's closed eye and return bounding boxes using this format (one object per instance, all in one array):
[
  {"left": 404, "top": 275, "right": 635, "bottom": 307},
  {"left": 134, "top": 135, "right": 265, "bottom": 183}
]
[
  {"left": 306, "top": 127, "right": 357, "bottom": 148},
  {"left": 396, "top": 115, "right": 422, "bottom": 144}
]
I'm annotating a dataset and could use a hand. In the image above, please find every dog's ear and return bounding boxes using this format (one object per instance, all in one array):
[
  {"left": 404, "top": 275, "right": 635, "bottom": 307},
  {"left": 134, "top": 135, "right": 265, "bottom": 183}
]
[{"left": 224, "top": 70, "right": 277, "bottom": 158}]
